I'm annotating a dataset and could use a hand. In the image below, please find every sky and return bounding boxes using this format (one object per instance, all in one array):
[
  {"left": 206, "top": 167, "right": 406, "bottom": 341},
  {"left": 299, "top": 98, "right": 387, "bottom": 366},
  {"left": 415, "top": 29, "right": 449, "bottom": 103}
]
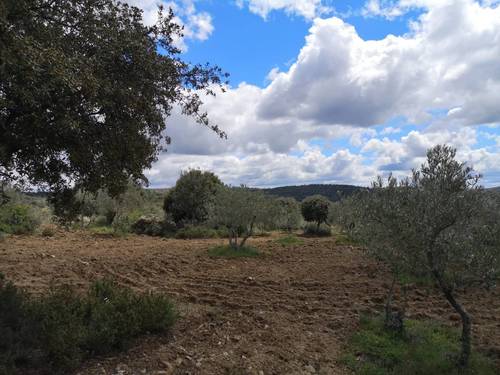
[{"left": 125, "top": 0, "right": 500, "bottom": 188}]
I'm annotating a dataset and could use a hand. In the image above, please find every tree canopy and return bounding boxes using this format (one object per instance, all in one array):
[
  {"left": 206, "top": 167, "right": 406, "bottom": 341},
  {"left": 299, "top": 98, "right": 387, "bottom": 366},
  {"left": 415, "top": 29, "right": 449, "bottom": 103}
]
[
  {"left": 210, "top": 186, "right": 273, "bottom": 250},
  {"left": 163, "top": 169, "right": 222, "bottom": 225},
  {"left": 344, "top": 145, "right": 500, "bottom": 367},
  {"left": 300, "top": 195, "right": 330, "bottom": 229},
  {"left": 0, "top": 0, "right": 227, "bottom": 199}
]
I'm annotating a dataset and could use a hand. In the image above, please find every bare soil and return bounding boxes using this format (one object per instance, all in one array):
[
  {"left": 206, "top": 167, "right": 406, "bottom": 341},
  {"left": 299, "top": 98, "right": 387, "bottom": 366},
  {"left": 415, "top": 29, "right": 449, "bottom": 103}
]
[{"left": 1, "top": 232, "right": 499, "bottom": 375}]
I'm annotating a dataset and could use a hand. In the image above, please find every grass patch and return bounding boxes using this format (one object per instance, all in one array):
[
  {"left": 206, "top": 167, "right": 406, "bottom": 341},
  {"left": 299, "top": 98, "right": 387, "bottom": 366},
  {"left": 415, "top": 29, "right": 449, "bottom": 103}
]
[
  {"left": 89, "top": 226, "right": 125, "bottom": 237},
  {"left": 175, "top": 226, "right": 220, "bottom": 239},
  {"left": 334, "top": 232, "right": 358, "bottom": 246},
  {"left": 342, "top": 315, "right": 497, "bottom": 375},
  {"left": 208, "top": 245, "right": 259, "bottom": 258},
  {"left": 0, "top": 277, "right": 176, "bottom": 374},
  {"left": 276, "top": 235, "right": 304, "bottom": 246}
]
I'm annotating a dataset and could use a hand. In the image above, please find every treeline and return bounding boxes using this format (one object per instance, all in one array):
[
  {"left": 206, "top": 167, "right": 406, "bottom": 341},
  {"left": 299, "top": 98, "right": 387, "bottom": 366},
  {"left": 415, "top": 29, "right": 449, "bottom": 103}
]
[
  {"left": 261, "top": 184, "right": 363, "bottom": 202},
  {"left": 0, "top": 171, "right": 339, "bottom": 242}
]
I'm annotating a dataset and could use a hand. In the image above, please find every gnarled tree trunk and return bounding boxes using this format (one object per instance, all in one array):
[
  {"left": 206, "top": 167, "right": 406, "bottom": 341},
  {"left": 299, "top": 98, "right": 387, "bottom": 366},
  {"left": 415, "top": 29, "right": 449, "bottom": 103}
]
[{"left": 436, "top": 274, "right": 471, "bottom": 366}]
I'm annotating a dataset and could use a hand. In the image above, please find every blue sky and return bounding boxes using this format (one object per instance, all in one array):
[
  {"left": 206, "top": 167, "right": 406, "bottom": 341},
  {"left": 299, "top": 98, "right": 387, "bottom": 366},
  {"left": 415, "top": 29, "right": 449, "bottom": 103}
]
[
  {"left": 131, "top": 0, "right": 500, "bottom": 188},
  {"left": 183, "top": 1, "right": 423, "bottom": 86}
]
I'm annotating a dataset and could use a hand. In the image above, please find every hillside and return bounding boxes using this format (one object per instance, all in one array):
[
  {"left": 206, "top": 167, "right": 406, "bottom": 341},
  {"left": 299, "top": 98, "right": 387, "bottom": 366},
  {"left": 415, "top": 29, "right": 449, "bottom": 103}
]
[{"left": 260, "top": 184, "right": 364, "bottom": 202}]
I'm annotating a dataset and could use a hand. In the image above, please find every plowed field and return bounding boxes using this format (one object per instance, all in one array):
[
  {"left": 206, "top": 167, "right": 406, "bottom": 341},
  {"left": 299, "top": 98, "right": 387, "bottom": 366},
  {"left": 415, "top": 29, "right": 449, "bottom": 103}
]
[{"left": 1, "top": 232, "right": 499, "bottom": 374}]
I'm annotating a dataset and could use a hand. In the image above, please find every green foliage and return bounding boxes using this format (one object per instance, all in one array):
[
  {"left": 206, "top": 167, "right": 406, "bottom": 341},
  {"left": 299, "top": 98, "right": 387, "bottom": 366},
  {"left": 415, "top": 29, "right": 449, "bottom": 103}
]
[
  {"left": 210, "top": 186, "right": 275, "bottom": 249},
  {"left": 1, "top": 0, "right": 227, "bottom": 198},
  {"left": 343, "top": 145, "right": 500, "bottom": 366},
  {"left": 89, "top": 226, "right": 120, "bottom": 237},
  {"left": 303, "top": 223, "right": 332, "bottom": 237},
  {"left": 163, "top": 169, "right": 223, "bottom": 225},
  {"left": 130, "top": 215, "right": 165, "bottom": 236},
  {"left": 0, "top": 278, "right": 176, "bottom": 374},
  {"left": 342, "top": 316, "right": 497, "bottom": 375},
  {"left": 208, "top": 245, "right": 259, "bottom": 258},
  {"left": 275, "top": 235, "right": 304, "bottom": 246},
  {"left": 0, "top": 204, "right": 39, "bottom": 234},
  {"left": 301, "top": 195, "right": 330, "bottom": 229},
  {"left": 274, "top": 197, "right": 302, "bottom": 232}
]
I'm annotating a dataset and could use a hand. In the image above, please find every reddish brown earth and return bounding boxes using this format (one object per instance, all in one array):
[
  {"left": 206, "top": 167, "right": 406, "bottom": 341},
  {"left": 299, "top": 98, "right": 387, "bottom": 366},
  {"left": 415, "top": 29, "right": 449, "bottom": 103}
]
[{"left": 0, "top": 232, "right": 499, "bottom": 375}]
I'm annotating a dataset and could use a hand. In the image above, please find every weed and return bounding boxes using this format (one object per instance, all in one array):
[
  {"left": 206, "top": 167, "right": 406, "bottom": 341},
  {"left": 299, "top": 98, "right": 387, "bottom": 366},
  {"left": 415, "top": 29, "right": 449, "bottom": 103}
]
[{"left": 276, "top": 235, "right": 304, "bottom": 246}]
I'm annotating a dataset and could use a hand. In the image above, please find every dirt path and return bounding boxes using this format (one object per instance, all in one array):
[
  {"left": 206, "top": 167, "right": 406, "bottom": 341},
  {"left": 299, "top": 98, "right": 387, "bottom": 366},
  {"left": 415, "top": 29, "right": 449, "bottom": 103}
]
[{"left": 1, "top": 232, "right": 499, "bottom": 374}]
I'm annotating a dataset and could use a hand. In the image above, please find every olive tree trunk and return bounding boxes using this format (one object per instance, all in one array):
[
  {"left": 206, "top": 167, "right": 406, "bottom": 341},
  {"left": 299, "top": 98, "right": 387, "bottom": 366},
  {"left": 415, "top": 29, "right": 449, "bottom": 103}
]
[
  {"left": 427, "top": 249, "right": 471, "bottom": 367},
  {"left": 239, "top": 215, "right": 256, "bottom": 249},
  {"left": 435, "top": 273, "right": 471, "bottom": 366}
]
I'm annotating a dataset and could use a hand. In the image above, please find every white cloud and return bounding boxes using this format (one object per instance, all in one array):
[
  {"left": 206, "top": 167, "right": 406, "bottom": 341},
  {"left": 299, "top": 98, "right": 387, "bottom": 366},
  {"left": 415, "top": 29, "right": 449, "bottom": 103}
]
[
  {"left": 123, "top": 0, "right": 214, "bottom": 50},
  {"left": 147, "top": 0, "right": 500, "bottom": 187},
  {"left": 236, "top": 0, "right": 333, "bottom": 20},
  {"left": 380, "top": 126, "right": 402, "bottom": 135},
  {"left": 259, "top": 1, "right": 500, "bottom": 128}
]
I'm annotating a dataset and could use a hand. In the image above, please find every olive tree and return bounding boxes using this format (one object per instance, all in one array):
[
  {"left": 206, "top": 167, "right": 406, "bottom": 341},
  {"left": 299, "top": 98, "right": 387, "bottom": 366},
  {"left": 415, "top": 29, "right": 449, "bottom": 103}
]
[
  {"left": 301, "top": 195, "right": 330, "bottom": 230},
  {"left": 349, "top": 145, "right": 500, "bottom": 367},
  {"left": 163, "top": 170, "right": 222, "bottom": 226},
  {"left": 275, "top": 197, "right": 302, "bottom": 232},
  {"left": 210, "top": 186, "right": 272, "bottom": 250}
]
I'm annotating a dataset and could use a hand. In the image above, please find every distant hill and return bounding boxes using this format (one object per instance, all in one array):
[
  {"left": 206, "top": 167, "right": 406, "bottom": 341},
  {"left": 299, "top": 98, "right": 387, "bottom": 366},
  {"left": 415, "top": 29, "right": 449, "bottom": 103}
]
[{"left": 260, "top": 184, "right": 364, "bottom": 202}]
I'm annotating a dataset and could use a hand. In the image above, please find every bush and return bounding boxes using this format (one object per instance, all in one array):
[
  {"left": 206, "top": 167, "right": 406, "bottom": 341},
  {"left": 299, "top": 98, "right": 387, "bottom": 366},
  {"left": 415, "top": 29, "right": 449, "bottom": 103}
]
[
  {"left": 163, "top": 169, "right": 222, "bottom": 225},
  {"left": 208, "top": 245, "right": 259, "bottom": 258},
  {"left": 131, "top": 215, "right": 165, "bottom": 236},
  {"left": 303, "top": 223, "right": 331, "bottom": 237},
  {"left": 39, "top": 223, "right": 57, "bottom": 237},
  {"left": 174, "top": 225, "right": 219, "bottom": 239},
  {"left": 0, "top": 204, "right": 39, "bottom": 234},
  {"left": 0, "top": 277, "right": 176, "bottom": 374},
  {"left": 342, "top": 315, "right": 497, "bottom": 375}
]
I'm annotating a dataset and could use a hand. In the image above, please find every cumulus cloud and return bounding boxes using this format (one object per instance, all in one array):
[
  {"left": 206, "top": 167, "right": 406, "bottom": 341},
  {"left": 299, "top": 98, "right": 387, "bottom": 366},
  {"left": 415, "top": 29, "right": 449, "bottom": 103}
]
[
  {"left": 235, "top": 0, "right": 333, "bottom": 20},
  {"left": 259, "top": 0, "right": 500, "bottom": 128},
  {"left": 124, "top": 0, "right": 214, "bottom": 50},
  {"left": 148, "top": 0, "right": 500, "bottom": 187}
]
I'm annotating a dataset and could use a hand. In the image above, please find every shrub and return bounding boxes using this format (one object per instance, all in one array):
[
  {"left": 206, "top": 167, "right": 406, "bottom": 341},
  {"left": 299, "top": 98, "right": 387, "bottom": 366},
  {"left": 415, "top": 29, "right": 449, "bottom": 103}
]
[
  {"left": 303, "top": 223, "right": 331, "bottom": 237},
  {"left": 0, "top": 204, "right": 39, "bottom": 234},
  {"left": 0, "top": 277, "right": 176, "bottom": 374},
  {"left": 39, "top": 223, "right": 57, "bottom": 237},
  {"left": 208, "top": 245, "right": 259, "bottom": 258},
  {"left": 163, "top": 169, "right": 222, "bottom": 225},
  {"left": 131, "top": 215, "right": 165, "bottom": 236},
  {"left": 342, "top": 315, "right": 497, "bottom": 375}
]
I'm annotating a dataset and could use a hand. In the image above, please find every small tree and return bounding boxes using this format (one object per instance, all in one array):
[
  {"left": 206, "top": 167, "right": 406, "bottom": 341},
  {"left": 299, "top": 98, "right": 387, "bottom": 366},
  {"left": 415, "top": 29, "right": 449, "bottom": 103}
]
[
  {"left": 275, "top": 197, "right": 302, "bottom": 232},
  {"left": 210, "top": 186, "right": 271, "bottom": 250},
  {"left": 163, "top": 170, "right": 222, "bottom": 226},
  {"left": 350, "top": 145, "right": 500, "bottom": 367},
  {"left": 301, "top": 195, "right": 330, "bottom": 230}
]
